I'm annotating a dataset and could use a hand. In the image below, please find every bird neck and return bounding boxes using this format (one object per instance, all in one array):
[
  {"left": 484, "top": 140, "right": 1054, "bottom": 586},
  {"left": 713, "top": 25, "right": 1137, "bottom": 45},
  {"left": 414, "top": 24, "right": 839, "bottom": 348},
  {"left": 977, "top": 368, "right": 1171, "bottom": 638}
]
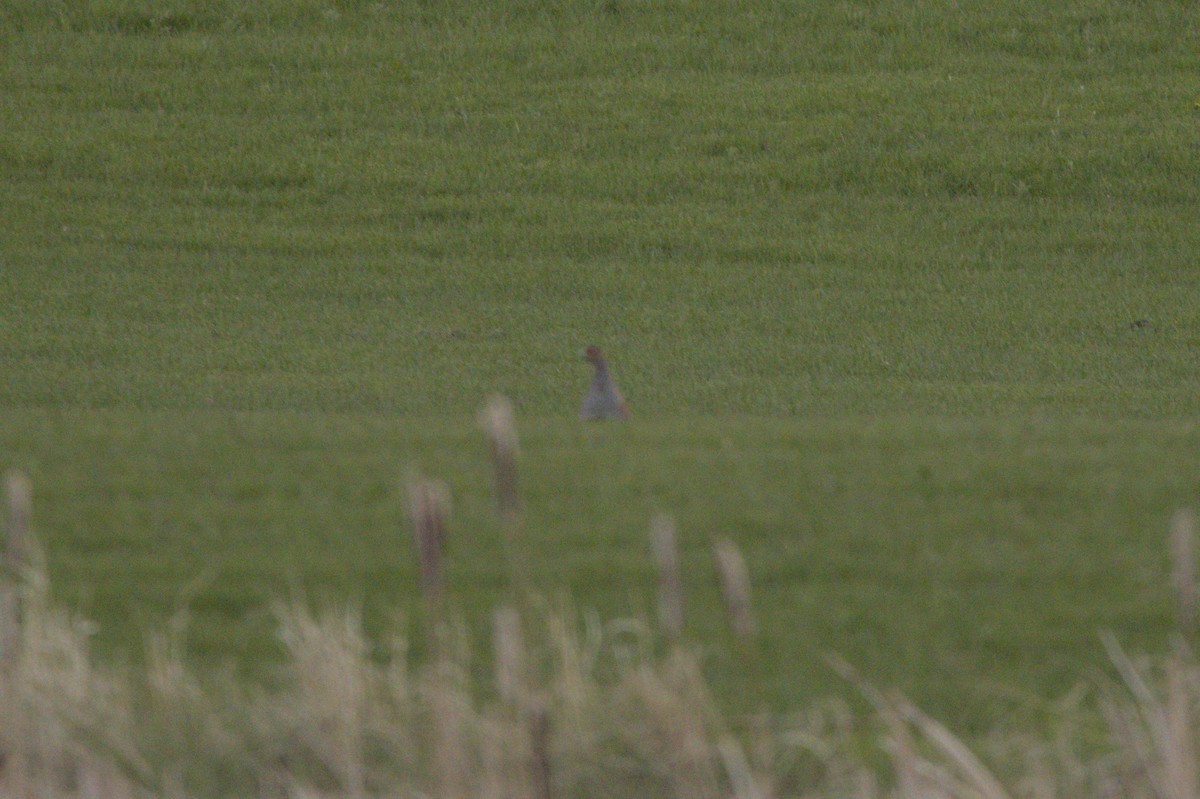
[{"left": 591, "top": 361, "right": 611, "bottom": 386}]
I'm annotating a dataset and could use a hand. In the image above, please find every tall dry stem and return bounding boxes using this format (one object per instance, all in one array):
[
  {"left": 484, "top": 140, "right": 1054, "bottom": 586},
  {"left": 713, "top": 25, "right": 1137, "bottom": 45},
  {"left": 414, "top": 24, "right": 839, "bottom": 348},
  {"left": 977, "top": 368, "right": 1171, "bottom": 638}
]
[
  {"left": 632, "top": 649, "right": 722, "bottom": 799},
  {"left": 1171, "top": 509, "right": 1196, "bottom": 633},
  {"left": 479, "top": 395, "right": 521, "bottom": 526},
  {"left": 275, "top": 603, "right": 370, "bottom": 797},
  {"left": 1162, "top": 653, "right": 1197, "bottom": 799},
  {"left": 493, "top": 604, "right": 526, "bottom": 706},
  {"left": 718, "top": 735, "right": 768, "bottom": 799},
  {"left": 1101, "top": 633, "right": 1198, "bottom": 799},
  {"left": 651, "top": 514, "right": 684, "bottom": 639},
  {"left": 526, "top": 699, "right": 553, "bottom": 799},
  {"left": 4, "top": 471, "right": 30, "bottom": 573},
  {"left": 406, "top": 475, "right": 451, "bottom": 608},
  {"left": 479, "top": 395, "right": 527, "bottom": 596},
  {"left": 713, "top": 538, "right": 756, "bottom": 639},
  {"left": 831, "top": 653, "right": 1013, "bottom": 799},
  {"left": 1, "top": 470, "right": 32, "bottom": 671},
  {"left": 897, "top": 697, "right": 1014, "bottom": 799},
  {"left": 427, "top": 656, "right": 473, "bottom": 799}
]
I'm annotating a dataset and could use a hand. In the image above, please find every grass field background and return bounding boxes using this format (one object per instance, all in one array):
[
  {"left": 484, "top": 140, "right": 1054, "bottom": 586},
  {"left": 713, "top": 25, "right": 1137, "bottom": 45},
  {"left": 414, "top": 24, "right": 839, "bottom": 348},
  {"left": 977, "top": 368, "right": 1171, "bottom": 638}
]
[{"left": 2, "top": 0, "right": 1199, "bottom": 736}]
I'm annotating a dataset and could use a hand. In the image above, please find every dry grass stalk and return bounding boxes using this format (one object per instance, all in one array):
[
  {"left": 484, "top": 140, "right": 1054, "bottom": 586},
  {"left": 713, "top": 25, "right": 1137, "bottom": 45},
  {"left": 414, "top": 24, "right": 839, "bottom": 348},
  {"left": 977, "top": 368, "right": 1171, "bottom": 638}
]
[
  {"left": 526, "top": 699, "right": 553, "bottom": 799},
  {"left": 898, "top": 698, "right": 1014, "bottom": 799},
  {"left": 831, "top": 671, "right": 943, "bottom": 799},
  {"left": 718, "top": 735, "right": 768, "bottom": 799},
  {"left": 493, "top": 604, "right": 526, "bottom": 706},
  {"left": 427, "top": 656, "right": 473, "bottom": 799},
  {"left": 478, "top": 717, "right": 507, "bottom": 799},
  {"left": 543, "top": 606, "right": 602, "bottom": 716},
  {"left": 1, "top": 471, "right": 32, "bottom": 670},
  {"left": 742, "top": 711, "right": 785, "bottom": 799},
  {"left": 1162, "top": 654, "right": 1197, "bottom": 799},
  {"left": 651, "top": 514, "right": 684, "bottom": 639},
  {"left": 713, "top": 538, "right": 756, "bottom": 639},
  {"left": 12, "top": 449, "right": 1200, "bottom": 798},
  {"left": 406, "top": 475, "right": 451, "bottom": 607},
  {"left": 877, "top": 700, "right": 925, "bottom": 798},
  {"left": 1100, "top": 632, "right": 1198, "bottom": 799},
  {"left": 1170, "top": 509, "right": 1196, "bottom": 633},
  {"left": 831, "top": 653, "right": 1014, "bottom": 799},
  {"left": 635, "top": 649, "right": 722, "bottom": 799},
  {"left": 275, "top": 603, "right": 370, "bottom": 797},
  {"left": 0, "top": 551, "right": 152, "bottom": 798},
  {"left": 478, "top": 395, "right": 521, "bottom": 526},
  {"left": 76, "top": 754, "right": 142, "bottom": 799},
  {"left": 4, "top": 470, "right": 30, "bottom": 573}
]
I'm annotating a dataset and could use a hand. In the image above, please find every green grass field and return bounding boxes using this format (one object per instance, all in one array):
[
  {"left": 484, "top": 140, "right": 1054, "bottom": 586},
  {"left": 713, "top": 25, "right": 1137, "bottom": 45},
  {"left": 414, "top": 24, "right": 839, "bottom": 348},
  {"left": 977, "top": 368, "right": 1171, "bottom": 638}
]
[{"left": 2, "top": 0, "right": 1199, "bottom": 736}]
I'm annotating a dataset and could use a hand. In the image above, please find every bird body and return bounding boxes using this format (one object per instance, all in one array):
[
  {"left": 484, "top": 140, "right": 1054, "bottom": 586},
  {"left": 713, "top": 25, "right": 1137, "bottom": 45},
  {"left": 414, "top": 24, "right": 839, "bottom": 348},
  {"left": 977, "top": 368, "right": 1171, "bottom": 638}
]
[{"left": 580, "top": 345, "right": 629, "bottom": 420}]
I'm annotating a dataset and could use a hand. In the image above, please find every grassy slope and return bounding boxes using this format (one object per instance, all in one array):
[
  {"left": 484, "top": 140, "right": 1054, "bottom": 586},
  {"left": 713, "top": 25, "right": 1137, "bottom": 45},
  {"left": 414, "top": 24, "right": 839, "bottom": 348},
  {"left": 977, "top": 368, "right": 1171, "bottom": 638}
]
[
  {"left": 3, "top": 410, "right": 1196, "bottom": 732},
  {"left": 1, "top": 0, "right": 1199, "bottom": 732}
]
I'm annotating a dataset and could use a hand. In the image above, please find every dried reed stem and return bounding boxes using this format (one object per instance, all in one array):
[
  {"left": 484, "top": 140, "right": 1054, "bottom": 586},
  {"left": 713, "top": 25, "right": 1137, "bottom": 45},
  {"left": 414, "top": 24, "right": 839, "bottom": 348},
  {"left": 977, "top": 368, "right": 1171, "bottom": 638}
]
[
  {"left": 713, "top": 538, "right": 756, "bottom": 639},
  {"left": 479, "top": 395, "right": 521, "bottom": 526},
  {"left": 651, "top": 514, "right": 684, "bottom": 639},
  {"left": 1170, "top": 509, "right": 1196, "bottom": 633},
  {"left": 407, "top": 475, "right": 451, "bottom": 607}
]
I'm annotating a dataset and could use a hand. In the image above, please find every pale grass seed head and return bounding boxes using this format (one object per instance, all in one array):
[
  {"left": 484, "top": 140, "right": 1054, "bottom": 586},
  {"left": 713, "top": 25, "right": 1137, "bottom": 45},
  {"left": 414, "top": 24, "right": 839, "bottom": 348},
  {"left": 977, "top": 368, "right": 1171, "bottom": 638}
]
[
  {"left": 713, "top": 538, "right": 756, "bottom": 639},
  {"left": 272, "top": 601, "right": 370, "bottom": 797},
  {"left": 1170, "top": 508, "right": 1196, "bottom": 633},
  {"left": 650, "top": 513, "right": 684, "bottom": 640},
  {"left": 478, "top": 394, "right": 521, "bottom": 524},
  {"left": 406, "top": 474, "right": 451, "bottom": 607}
]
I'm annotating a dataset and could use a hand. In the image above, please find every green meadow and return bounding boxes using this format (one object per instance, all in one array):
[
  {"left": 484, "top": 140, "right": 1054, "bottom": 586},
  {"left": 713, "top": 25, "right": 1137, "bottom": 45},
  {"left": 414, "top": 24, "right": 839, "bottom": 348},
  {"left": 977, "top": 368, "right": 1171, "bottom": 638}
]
[{"left": 2, "top": 0, "right": 1199, "bottom": 736}]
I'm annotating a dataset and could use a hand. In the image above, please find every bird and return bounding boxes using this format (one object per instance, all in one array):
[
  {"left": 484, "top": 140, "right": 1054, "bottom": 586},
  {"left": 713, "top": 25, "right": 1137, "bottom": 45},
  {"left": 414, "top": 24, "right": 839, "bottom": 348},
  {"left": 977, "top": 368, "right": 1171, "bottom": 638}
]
[{"left": 580, "top": 345, "right": 629, "bottom": 421}]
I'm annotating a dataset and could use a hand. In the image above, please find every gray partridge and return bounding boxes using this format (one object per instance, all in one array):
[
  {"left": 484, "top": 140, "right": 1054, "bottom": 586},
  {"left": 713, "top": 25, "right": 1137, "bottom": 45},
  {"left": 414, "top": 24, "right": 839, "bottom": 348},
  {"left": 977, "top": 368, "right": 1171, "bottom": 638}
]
[{"left": 580, "top": 345, "right": 629, "bottom": 420}]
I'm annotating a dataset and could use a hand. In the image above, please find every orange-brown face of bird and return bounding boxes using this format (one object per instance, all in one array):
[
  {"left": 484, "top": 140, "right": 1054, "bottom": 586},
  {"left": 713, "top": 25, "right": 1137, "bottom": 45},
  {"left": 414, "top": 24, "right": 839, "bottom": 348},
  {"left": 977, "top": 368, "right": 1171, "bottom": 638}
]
[{"left": 584, "top": 345, "right": 603, "bottom": 364}]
